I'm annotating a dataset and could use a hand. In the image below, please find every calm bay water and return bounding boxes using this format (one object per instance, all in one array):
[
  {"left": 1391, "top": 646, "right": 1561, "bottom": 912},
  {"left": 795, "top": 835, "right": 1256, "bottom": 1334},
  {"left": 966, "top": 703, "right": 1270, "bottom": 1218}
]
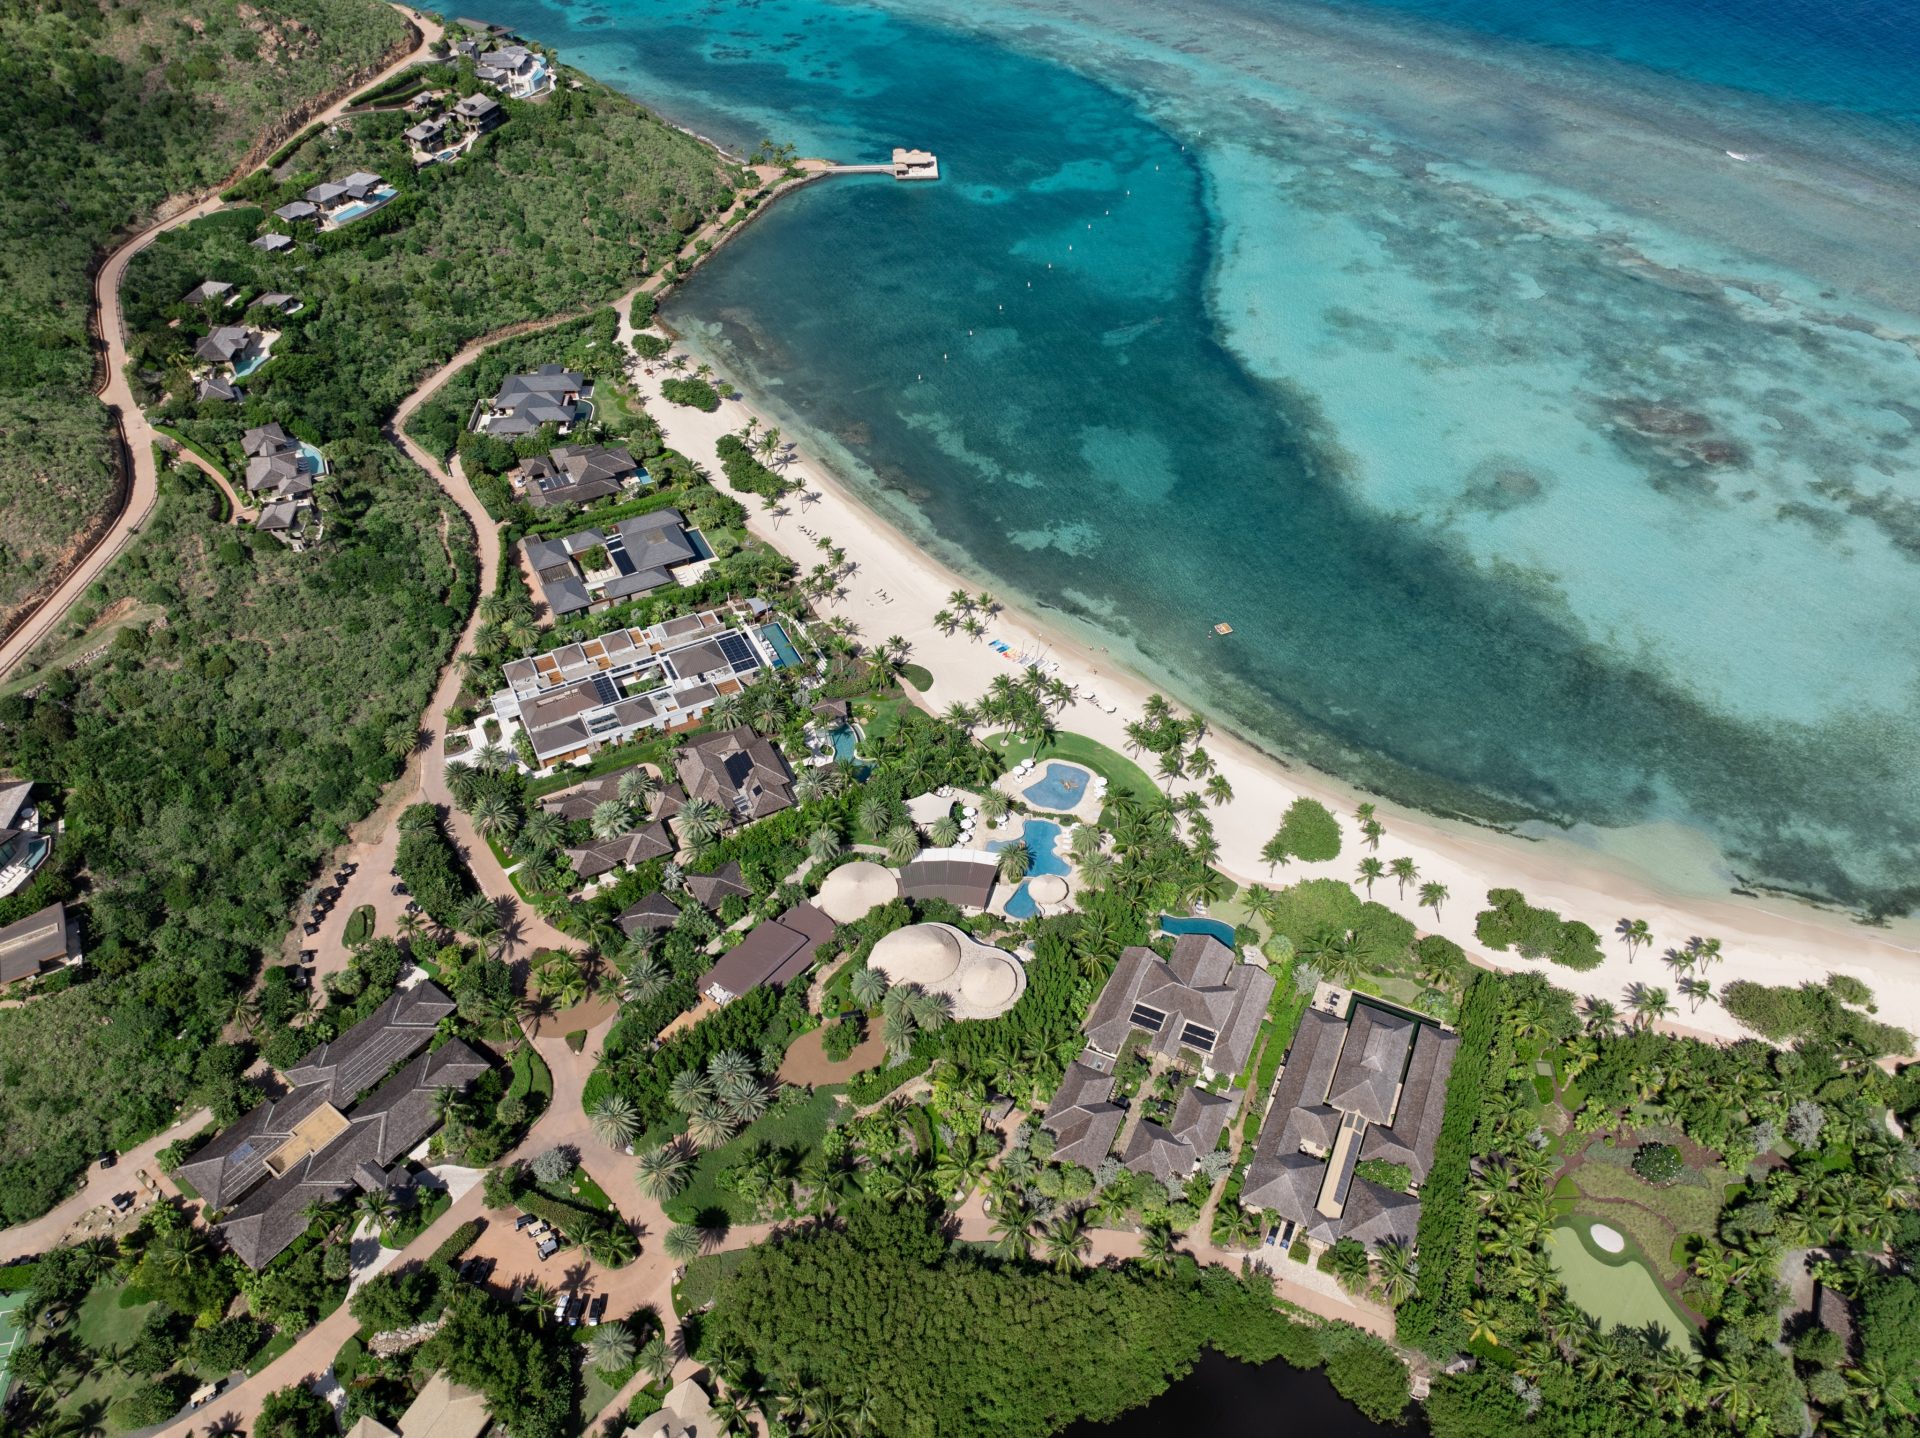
[{"left": 476, "top": 0, "right": 1920, "bottom": 912}]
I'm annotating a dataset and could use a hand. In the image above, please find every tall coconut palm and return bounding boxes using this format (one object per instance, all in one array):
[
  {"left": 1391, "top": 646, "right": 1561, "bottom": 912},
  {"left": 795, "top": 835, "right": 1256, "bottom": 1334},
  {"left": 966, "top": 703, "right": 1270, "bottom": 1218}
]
[
  {"left": 636, "top": 1143, "right": 694, "bottom": 1201},
  {"left": 1627, "top": 982, "right": 1676, "bottom": 1030},
  {"left": 1372, "top": 1239, "right": 1418, "bottom": 1306},
  {"left": 1137, "top": 1219, "right": 1179, "bottom": 1275},
  {"left": 1356, "top": 856, "right": 1384, "bottom": 897},
  {"left": 677, "top": 797, "right": 726, "bottom": 847},
  {"left": 1044, "top": 1206, "right": 1092, "bottom": 1271},
  {"left": 1389, "top": 856, "right": 1418, "bottom": 897},
  {"left": 1616, "top": 917, "right": 1652, "bottom": 961},
  {"left": 456, "top": 893, "right": 500, "bottom": 942},
  {"left": 1418, "top": 881, "right": 1449, "bottom": 918}
]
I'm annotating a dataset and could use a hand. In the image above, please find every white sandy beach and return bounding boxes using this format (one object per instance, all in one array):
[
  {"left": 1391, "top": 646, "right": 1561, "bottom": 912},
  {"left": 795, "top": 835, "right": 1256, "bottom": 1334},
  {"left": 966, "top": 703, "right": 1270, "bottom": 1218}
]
[{"left": 614, "top": 299, "right": 1920, "bottom": 1050}]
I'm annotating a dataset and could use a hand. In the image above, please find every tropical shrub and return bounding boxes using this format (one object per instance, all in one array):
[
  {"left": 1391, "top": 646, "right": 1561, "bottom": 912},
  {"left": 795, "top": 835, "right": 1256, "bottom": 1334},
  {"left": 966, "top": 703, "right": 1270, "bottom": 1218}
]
[
  {"left": 1473, "top": 888, "right": 1604, "bottom": 970},
  {"left": 1268, "top": 797, "right": 1341, "bottom": 863},
  {"left": 1631, "top": 1141, "right": 1683, "bottom": 1186}
]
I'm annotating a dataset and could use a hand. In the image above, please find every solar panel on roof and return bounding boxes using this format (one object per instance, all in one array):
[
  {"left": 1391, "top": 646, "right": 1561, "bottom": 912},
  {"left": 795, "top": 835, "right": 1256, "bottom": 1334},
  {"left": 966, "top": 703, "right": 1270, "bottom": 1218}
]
[
  {"left": 591, "top": 674, "right": 619, "bottom": 705},
  {"left": 1180, "top": 1021, "right": 1219, "bottom": 1053},
  {"left": 1130, "top": 1003, "right": 1168, "bottom": 1031},
  {"left": 717, "top": 633, "right": 759, "bottom": 674}
]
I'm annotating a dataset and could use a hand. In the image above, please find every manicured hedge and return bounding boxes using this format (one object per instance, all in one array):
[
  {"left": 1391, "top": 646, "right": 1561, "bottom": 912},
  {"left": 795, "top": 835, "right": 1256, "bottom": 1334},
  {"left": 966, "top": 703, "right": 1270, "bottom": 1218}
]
[
  {"left": 430, "top": 1218, "right": 485, "bottom": 1266},
  {"left": 844, "top": 1053, "right": 929, "bottom": 1106},
  {"left": 0, "top": 1261, "right": 39, "bottom": 1291},
  {"left": 1396, "top": 970, "right": 1504, "bottom": 1355}
]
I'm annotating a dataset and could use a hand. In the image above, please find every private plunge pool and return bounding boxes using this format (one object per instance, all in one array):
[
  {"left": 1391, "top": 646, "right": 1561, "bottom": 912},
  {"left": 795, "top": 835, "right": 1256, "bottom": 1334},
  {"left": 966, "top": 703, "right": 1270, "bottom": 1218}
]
[
  {"left": 996, "top": 818, "right": 1068, "bottom": 919},
  {"left": 1160, "top": 913, "right": 1238, "bottom": 948},
  {"left": 1021, "top": 761, "right": 1093, "bottom": 811}
]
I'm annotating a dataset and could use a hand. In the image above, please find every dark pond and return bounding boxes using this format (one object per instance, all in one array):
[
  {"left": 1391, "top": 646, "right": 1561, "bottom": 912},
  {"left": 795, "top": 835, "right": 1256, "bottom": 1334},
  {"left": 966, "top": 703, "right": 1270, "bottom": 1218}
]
[{"left": 1061, "top": 1349, "right": 1425, "bottom": 1437}]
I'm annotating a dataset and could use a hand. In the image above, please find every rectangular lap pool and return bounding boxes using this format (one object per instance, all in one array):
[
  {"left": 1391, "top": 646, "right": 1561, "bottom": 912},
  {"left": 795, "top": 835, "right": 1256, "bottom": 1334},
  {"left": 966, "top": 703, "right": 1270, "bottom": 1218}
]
[{"left": 760, "top": 622, "right": 802, "bottom": 668}]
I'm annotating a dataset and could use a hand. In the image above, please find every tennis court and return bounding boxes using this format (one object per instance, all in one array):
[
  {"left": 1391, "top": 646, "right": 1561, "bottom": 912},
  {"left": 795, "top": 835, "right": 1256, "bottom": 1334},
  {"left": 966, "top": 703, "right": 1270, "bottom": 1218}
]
[{"left": 0, "top": 1287, "right": 26, "bottom": 1393}]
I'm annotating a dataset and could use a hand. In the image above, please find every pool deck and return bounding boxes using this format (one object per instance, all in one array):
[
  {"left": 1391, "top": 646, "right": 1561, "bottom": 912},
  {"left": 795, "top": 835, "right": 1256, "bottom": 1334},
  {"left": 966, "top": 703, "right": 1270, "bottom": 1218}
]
[{"left": 997, "top": 760, "right": 1103, "bottom": 821}]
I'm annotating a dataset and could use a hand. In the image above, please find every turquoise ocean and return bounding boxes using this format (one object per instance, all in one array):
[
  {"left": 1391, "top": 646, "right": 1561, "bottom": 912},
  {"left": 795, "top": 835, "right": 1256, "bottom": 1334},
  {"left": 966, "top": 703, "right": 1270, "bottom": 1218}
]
[{"left": 474, "top": 0, "right": 1920, "bottom": 912}]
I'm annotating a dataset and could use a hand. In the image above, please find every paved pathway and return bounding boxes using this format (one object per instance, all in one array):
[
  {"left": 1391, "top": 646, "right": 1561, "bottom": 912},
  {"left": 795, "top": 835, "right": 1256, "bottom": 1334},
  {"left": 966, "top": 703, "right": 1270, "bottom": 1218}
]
[
  {"left": 0, "top": 4, "right": 442, "bottom": 682},
  {"left": 0, "top": 1109, "right": 208, "bottom": 1265}
]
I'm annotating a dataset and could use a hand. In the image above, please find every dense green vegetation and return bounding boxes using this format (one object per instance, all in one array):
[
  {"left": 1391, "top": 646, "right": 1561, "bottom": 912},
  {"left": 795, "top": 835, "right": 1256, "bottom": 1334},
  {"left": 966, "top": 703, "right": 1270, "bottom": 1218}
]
[
  {"left": 1264, "top": 796, "right": 1342, "bottom": 865},
  {"left": 126, "top": 77, "right": 737, "bottom": 483},
  {"left": 1473, "top": 887, "right": 1605, "bottom": 970},
  {"left": 0, "top": 435, "right": 466, "bottom": 1220},
  {"left": 1720, "top": 972, "right": 1911, "bottom": 1057},
  {"left": 0, "top": 0, "right": 407, "bottom": 622},
  {"left": 700, "top": 1199, "right": 1409, "bottom": 1434},
  {"left": 1408, "top": 969, "right": 1920, "bottom": 1438}
]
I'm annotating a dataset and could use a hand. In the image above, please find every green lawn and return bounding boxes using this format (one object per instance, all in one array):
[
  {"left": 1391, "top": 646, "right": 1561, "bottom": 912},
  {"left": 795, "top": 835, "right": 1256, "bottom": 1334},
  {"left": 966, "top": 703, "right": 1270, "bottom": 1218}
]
[
  {"left": 663, "top": 1088, "right": 844, "bottom": 1224},
  {"left": 983, "top": 731, "right": 1159, "bottom": 803},
  {"left": 343, "top": 904, "right": 376, "bottom": 946},
  {"left": 1547, "top": 1222, "right": 1696, "bottom": 1350},
  {"left": 73, "top": 1280, "right": 158, "bottom": 1352},
  {"left": 1567, "top": 1140, "right": 1727, "bottom": 1283},
  {"left": 674, "top": 1249, "right": 753, "bottom": 1314}
]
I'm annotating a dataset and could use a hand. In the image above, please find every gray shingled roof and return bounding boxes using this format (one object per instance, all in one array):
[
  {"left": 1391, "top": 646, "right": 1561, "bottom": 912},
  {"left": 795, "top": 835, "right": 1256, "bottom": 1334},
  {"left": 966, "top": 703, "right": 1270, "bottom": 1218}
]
[
  {"left": 1082, "top": 935, "right": 1274, "bottom": 1076},
  {"left": 616, "top": 891, "right": 682, "bottom": 936},
  {"left": 1357, "top": 1023, "right": 1457, "bottom": 1182},
  {"left": 699, "top": 903, "right": 834, "bottom": 1003},
  {"left": 1325, "top": 1003, "right": 1415, "bottom": 1126},
  {"left": 1042, "top": 1061, "right": 1125, "bottom": 1169},
  {"left": 899, "top": 853, "right": 998, "bottom": 908},
  {"left": 0, "top": 902, "right": 73, "bottom": 985},
  {"left": 565, "top": 822, "right": 674, "bottom": 880},
  {"left": 676, "top": 728, "right": 794, "bottom": 823}
]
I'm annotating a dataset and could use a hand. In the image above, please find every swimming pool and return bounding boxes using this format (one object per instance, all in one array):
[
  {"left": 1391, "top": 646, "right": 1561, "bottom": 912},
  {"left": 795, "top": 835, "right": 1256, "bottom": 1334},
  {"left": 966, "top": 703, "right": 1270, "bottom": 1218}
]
[
  {"left": 330, "top": 188, "right": 396, "bottom": 226},
  {"left": 1022, "top": 761, "right": 1092, "bottom": 811},
  {"left": 759, "top": 622, "right": 802, "bottom": 668},
  {"left": 829, "top": 724, "right": 859, "bottom": 764},
  {"left": 995, "top": 818, "right": 1068, "bottom": 918},
  {"left": 1160, "top": 913, "right": 1238, "bottom": 948}
]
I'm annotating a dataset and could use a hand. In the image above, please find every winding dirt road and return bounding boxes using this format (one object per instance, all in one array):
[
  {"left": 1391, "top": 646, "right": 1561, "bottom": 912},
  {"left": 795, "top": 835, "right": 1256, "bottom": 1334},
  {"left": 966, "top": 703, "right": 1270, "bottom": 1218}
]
[{"left": 0, "top": 4, "right": 444, "bottom": 682}]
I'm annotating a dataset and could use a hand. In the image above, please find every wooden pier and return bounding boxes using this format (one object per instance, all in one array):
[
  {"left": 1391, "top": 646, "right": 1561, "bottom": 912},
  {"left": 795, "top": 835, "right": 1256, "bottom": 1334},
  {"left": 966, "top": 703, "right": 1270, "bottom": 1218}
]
[{"left": 826, "top": 147, "right": 939, "bottom": 181}]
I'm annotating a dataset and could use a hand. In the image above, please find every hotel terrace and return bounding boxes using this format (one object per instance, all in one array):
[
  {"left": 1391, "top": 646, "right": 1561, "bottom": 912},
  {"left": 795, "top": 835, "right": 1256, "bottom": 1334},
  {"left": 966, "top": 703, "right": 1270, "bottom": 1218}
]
[{"left": 492, "top": 605, "right": 789, "bottom": 768}]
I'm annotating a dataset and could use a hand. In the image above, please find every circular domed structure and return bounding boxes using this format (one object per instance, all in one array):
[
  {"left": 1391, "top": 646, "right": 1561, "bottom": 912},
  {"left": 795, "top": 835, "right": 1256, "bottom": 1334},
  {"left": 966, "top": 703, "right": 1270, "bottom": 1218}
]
[
  {"left": 958, "top": 956, "right": 1024, "bottom": 1016},
  {"left": 871, "top": 923, "right": 962, "bottom": 987},
  {"left": 1025, "top": 873, "right": 1069, "bottom": 908},
  {"left": 870, "top": 922, "right": 1026, "bottom": 1020},
  {"left": 815, "top": 860, "right": 901, "bottom": 923}
]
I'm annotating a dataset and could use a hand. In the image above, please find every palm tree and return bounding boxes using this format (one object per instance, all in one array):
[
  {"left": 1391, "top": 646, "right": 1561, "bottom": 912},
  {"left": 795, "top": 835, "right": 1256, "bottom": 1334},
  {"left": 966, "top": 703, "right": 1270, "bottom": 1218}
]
[
  {"left": 354, "top": 1187, "right": 398, "bottom": 1235},
  {"left": 1356, "top": 856, "right": 1384, "bottom": 897},
  {"left": 1460, "top": 1303, "right": 1503, "bottom": 1347},
  {"left": 678, "top": 797, "right": 726, "bottom": 847},
  {"left": 996, "top": 841, "right": 1032, "bottom": 884},
  {"left": 590, "top": 1093, "right": 641, "bottom": 1149},
  {"left": 1418, "top": 880, "right": 1449, "bottom": 918},
  {"left": 668, "top": 1068, "right": 715, "bottom": 1115},
  {"left": 620, "top": 952, "right": 672, "bottom": 1006},
  {"left": 1388, "top": 856, "right": 1418, "bottom": 897},
  {"left": 638, "top": 1335, "right": 673, "bottom": 1386},
  {"left": 990, "top": 1194, "right": 1040, "bottom": 1260},
  {"left": 587, "top": 1221, "right": 640, "bottom": 1268},
  {"left": 636, "top": 1143, "right": 695, "bottom": 1201},
  {"left": 1138, "top": 1219, "right": 1179, "bottom": 1275},
  {"left": 688, "top": 1104, "right": 737, "bottom": 1151},
  {"left": 979, "top": 789, "right": 1011, "bottom": 823},
  {"left": 1044, "top": 1207, "right": 1092, "bottom": 1271},
  {"left": 590, "top": 799, "right": 635, "bottom": 841},
  {"left": 807, "top": 824, "right": 843, "bottom": 866},
  {"left": 456, "top": 893, "right": 500, "bottom": 942},
  {"left": 849, "top": 965, "right": 888, "bottom": 1010},
  {"left": 928, "top": 814, "right": 961, "bottom": 848},
  {"left": 1627, "top": 982, "right": 1676, "bottom": 1030},
  {"left": 470, "top": 788, "right": 517, "bottom": 838},
  {"left": 1203, "top": 773, "right": 1233, "bottom": 807},
  {"left": 587, "top": 1320, "right": 636, "bottom": 1374},
  {"left": 1616, "top": 917, "right": 1652, "bottom": 961},
  {"left": 1678, "top": 975, "right": 1714, "bottom": 1013}
]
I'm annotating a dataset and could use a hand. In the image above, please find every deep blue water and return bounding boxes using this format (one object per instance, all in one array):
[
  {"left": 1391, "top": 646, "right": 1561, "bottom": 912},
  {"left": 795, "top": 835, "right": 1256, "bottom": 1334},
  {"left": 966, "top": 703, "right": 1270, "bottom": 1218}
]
[
  {"left": 1059, "top": 1347, "right": 1423, "bottom": 1436},
  {"left": 472, "top": 0, "right": 1920, "bottom": 912},
  {"left": 1315, "top": 0, "right": 1920, "bottom": 127}
]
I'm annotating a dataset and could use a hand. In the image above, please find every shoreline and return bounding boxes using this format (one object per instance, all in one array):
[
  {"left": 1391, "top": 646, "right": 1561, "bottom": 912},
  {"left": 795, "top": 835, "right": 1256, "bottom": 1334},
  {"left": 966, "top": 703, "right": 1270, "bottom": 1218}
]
[{"left": 617, "top": 300, "right": 1920, "bottom": 1049}]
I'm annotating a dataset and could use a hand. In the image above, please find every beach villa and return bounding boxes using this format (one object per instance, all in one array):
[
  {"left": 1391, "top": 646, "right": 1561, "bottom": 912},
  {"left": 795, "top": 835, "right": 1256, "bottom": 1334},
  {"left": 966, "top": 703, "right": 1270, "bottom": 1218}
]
[
  {"left": 181, "top": 280, "right": 240, "bottom": 308},
  {"left": 474, "top": 366, "right": 592, "bottom": 437},
  {"left": 1083, "top": 932, "right": 1275, "bottom": 1082},
  {"left": 174, "top": 983, "right": 487, "bottom": 1269},
  {"left": 512, "top": 442, "right": 644, "bottom": 508},
  {"left": 195, "top": 324, "right": 274, "bottom": 378},
  {"left": 1238, "top": 995, "right": 1457, "bottom": 1253},
  {"left": 490, "top": 605, "right": 788, "bottom": 767},
  {"left": 252, "top": 233, "right": 294, "bottom": 254},
  {"left": 474, "top": 43, "right": 551, "bottom": 98},
  {"left": 518, "top": 506, "right": 701, "bottom": 619},
  {"left": 0, "top": 901, "right": 81, "bottom": 990}
]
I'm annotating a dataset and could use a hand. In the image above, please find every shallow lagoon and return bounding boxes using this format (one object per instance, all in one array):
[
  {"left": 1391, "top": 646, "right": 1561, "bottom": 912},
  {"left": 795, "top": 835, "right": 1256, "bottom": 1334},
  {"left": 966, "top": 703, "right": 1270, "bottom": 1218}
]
[{"left": 479, "top": 0, "right": 1920, "bottom": 910}]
